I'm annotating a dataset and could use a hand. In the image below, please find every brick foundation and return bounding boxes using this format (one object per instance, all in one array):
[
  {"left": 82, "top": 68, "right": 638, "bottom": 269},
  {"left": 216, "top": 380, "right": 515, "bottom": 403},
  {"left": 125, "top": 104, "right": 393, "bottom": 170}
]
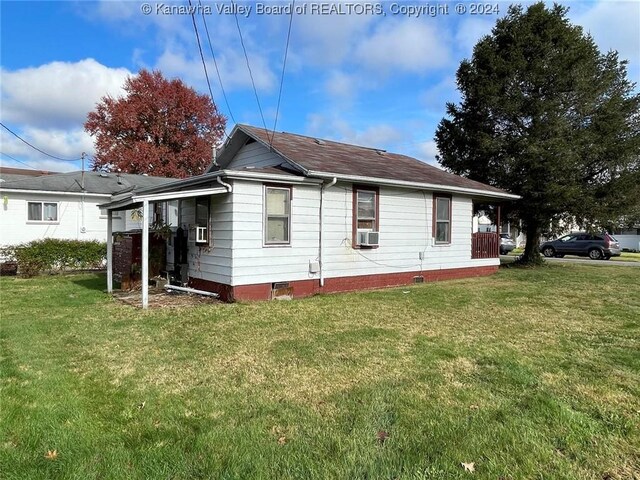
[{"left": 189, "top": 265, "right": 498, "bottom": 302}]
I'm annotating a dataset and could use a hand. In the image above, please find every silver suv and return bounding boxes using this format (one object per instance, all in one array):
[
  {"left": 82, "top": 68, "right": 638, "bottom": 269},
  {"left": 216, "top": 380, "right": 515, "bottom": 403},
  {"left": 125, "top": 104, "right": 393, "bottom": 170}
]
[{"left": 539, "top": 232, "right": 621, "bottom": 260}]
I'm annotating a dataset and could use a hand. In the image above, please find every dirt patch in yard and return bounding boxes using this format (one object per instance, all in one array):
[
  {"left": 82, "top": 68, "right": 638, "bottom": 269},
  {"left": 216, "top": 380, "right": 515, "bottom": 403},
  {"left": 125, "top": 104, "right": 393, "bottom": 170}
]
[{"left": 112, "top": 288, "right": 220, "bottom": 308}]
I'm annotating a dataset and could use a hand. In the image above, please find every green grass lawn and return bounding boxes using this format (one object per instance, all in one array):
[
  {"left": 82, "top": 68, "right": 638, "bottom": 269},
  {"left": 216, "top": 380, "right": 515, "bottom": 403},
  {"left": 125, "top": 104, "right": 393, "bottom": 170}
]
[{"left": 1, "top": 265, "right": 639, "bottom": 479}]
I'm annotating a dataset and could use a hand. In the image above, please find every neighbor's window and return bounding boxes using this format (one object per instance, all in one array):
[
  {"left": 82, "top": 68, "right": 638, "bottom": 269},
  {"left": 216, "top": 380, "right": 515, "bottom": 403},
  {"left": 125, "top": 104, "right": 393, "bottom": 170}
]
[
  {"left": 352, "top": 186, "right": 379, "bottom": 247},
  {"left": 434, "top": 195, "right": 451, "bottom": 244},
  {"left": 264, "top": 186, "right": 291, "bottom": 245},
  {"left": 28, "top": 202, "right": 58, "bottom": 222}
]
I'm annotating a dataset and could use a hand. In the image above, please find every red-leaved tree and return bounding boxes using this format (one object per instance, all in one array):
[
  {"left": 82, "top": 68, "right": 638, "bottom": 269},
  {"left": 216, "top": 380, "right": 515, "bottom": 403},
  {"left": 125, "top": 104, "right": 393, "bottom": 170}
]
[{"left": 85, "top": 69, "right": 226, "bottom": 178}]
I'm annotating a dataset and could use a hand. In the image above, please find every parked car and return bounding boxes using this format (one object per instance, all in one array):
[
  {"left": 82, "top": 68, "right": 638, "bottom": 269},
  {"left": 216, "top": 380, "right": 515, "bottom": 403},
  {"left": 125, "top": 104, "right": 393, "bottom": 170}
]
[
  {"left": 539, "top": 232, "right": 621, "bottom": 260},
  {"left": 499, "top": 233, "right": 516, "bottom": 255}
]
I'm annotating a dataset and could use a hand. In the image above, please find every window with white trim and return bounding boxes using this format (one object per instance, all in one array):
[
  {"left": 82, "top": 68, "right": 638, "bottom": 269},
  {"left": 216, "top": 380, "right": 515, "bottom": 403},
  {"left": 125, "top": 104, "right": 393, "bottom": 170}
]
[
  {"left": 434, "top": 195, "right": 451, "bottom": 244},
  {"left": 195, "top": 197, "right": 210, "bottom": 245},
  {"left": 264, "top": 186, "right": 291, "bottom": 245},
  {"left": 28, "top": 202, "right": 58, "bottom": 222},
  {"left": 353, "top": 187, "right": 379, "bottom": 248}
]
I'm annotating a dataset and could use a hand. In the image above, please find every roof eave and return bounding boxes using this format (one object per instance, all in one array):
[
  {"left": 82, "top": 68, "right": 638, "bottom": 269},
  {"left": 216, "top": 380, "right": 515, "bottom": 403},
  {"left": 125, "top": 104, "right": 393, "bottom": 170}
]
[{"left": 306, "top": 170, "right": 520, "bottom": 200}]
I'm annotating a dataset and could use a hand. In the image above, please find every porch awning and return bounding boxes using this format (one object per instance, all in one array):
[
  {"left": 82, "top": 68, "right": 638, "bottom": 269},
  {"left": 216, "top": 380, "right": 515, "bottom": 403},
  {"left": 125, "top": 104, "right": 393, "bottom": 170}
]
[{"left": 99, "top": 186, "right": 229, "bottom": 211}]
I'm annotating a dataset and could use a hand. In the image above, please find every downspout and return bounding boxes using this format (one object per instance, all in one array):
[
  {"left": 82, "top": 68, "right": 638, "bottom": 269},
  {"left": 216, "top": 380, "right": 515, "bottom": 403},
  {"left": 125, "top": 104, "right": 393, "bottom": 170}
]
[
  {"left": 319, "top": 177, "right": 338, "bottom": 287},
  {"left": 216, "top": 175, "right": 233, "bottom": 193}
]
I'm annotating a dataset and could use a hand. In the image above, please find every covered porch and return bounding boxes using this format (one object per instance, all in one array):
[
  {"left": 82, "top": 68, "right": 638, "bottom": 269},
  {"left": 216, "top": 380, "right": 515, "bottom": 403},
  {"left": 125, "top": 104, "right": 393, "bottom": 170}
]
[{"left": 102, "top": 181, "right": 231, "bottom": 309}]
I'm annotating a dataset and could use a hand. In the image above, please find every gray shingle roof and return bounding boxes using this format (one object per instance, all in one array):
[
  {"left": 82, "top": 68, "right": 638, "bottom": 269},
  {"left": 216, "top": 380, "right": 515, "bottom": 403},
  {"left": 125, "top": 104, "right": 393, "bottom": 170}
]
[{"left": 0, "top": 171, "right": 174, "bottom": 195}]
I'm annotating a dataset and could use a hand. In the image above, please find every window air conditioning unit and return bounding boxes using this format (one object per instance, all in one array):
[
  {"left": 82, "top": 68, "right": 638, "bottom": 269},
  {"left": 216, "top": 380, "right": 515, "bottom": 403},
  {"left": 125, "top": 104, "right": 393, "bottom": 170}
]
[
  {"left": 359, "top": 231, "right": 379, "bottom": 247},
  {"left": 195, "top": 226, "right": 208, "bottom": 244}
]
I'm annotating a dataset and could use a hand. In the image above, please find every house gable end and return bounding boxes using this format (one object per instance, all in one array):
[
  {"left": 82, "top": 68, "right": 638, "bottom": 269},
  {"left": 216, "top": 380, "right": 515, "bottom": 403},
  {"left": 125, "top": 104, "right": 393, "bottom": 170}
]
[{"left": 226, "top": 141, "right": 284, "bottom": 171}]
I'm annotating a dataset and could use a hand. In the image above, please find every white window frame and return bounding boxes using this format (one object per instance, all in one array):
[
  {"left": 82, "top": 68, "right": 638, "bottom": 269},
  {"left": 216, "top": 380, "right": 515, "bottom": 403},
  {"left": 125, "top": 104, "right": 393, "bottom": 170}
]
[
  {"left": 263, "top": 185, "right": 291, "bottom": 246},
  {"left": 27, "top": 201, "right": 59, "bottom": 223},
  {"left": 434, "top": 195, "right": 451, "bottom": 245},
  {"left": 195, "top": 197, "right": 211, "bottom": 246},
  {"left": 353, "top": 186, "right": 379, "bottom": 248}
]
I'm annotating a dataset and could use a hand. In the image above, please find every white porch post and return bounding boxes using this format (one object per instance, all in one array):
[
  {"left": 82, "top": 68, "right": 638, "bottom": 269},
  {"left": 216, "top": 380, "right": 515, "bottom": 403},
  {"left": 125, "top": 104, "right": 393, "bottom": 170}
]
[
  {"left": 106, "top": 209, "right": 113, "bottom": 293},
  {"left": 142, "top": 200, "right": 149, "bottom": 309}
]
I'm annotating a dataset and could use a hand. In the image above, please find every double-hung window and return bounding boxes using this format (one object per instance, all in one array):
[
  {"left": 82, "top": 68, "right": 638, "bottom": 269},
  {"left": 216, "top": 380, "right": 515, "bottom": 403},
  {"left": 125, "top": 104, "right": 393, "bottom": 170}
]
[
  {"left": 433, "top": 195, "right": 451, "bottom": 244},
  {"left": 28, "top": 202, "right": 58, "bottom": 222},
  {"left": 195, "top": 197, "right": 210, "bottom": 245},
  {"left": 353, "top": 186, "right": 379, "bottom": 248},
  {"left": 264, "top": 186, "right": 291, "bottom": 245}
]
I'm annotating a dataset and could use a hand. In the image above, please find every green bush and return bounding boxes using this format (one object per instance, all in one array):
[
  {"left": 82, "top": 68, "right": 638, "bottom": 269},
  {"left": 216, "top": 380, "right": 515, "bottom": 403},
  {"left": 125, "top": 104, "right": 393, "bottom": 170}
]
[{"left": 1, "top": 239, "right": 107, "bottom": 277}]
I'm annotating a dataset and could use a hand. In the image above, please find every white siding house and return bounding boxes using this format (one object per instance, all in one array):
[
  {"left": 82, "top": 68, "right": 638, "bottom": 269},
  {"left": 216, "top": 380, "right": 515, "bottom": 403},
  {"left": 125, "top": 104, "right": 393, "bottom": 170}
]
[
  {"left": 0, "top": 171, "right": 173, "bottom": 249},
  {"left": 100, "top": 124, "right": 519, "bottom": 306}
]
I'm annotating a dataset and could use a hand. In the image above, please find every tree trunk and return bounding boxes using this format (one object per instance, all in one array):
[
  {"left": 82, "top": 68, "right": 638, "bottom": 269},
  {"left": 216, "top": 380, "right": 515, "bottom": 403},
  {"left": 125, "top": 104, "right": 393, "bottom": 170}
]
[{"left": 520, "top": 220, "right": 543, "bottom": 265}]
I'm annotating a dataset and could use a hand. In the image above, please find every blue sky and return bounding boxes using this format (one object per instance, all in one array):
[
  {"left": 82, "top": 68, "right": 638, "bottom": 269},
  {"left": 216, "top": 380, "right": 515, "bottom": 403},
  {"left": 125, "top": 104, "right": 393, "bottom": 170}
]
[{"left": 1, "top": 0, "right": 639, "bottom": 173}]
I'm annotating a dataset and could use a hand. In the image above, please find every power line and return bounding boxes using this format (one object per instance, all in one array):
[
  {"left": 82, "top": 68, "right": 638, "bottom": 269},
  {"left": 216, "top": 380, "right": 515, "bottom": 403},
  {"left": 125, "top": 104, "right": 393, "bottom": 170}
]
[
  {"left": 199, "top": 0, "right": 236, "bottom": 125},
  {"left": 233, "top": 1, "right": 269, "bottom": 136},
  {"left": 0, "top": 151, "right": 38, "bottom": 170},
  {"left": 188, "top": 0, "right": 216, "bottom": 106},
  {"left": 0, "top": 122, "right": 82, "bottom": 162},
  {"left": 270, "top": 0, "right": 295, "bottom": 147}
]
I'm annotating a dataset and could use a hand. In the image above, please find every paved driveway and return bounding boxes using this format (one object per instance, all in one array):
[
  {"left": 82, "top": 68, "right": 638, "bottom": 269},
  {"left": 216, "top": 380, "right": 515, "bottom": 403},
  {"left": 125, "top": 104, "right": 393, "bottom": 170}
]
[{"left": 500, "top": 255, "right": 640, "bottom": 267}]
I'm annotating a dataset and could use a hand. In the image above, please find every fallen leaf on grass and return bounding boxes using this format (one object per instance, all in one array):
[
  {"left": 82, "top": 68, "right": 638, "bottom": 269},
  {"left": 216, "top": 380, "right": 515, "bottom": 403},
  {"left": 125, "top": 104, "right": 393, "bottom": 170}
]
[
  {"left": 377, "top": 430, "right": 390, "bottom": 445},
  {"left": 278, "top": 436, "right": 287, "bottom": 445},
  {"left": 461, "top": 462, "right": 475, "bottom": 473},
  {"left": 469, "top": 405, "right": 479, "bottom": 410},
  {"left": 137, "top": 401, "right": 146, "bottom": 410},
  {"left": 44, "top": 450, "right": 58, "bottom": 460}
]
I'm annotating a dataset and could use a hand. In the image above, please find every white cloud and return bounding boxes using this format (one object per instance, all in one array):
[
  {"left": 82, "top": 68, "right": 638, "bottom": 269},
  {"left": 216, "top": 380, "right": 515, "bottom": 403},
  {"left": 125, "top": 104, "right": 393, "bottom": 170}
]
[
  {"left": 305, "top": 114, "right": 405, "bottom": 148},
  {"left": 0, "top": 127, "right": 92, "bottom": 172},
  {"left": 0, "top": 59, "right": 131, "bottom": 129},
  {"left": 292, "top": 11, "right": 375, "bottom": 67},
  {"left": 154, "top": 46, "right": 277, "bottom": 94},
  {"left": 420, "top": 76, "right": 459, "bottom": 115},
  {"left": 571, "top": 0, "right": 640, "bottom": 83},
  {"left": 414, "top": 140, "right": 440, "bottom": 166},
  {"left": 354, "top": 19, "right": 452, "bottom": 74}
]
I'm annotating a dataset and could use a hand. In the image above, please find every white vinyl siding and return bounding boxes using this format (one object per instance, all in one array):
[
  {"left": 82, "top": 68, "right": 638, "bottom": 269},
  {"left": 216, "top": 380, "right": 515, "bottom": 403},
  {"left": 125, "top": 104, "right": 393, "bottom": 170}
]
[
  {"left": 226, "top": 141, "right": 283, "bottom": 170},
  {"left": 0, "top": 193, "right": 128, "bottom": 247},
  {"left": 177, "top": 179, "right": 498, "bottom": 290},
  {"left": 179, "top": 191, "right": 233, "bottom": 285}
]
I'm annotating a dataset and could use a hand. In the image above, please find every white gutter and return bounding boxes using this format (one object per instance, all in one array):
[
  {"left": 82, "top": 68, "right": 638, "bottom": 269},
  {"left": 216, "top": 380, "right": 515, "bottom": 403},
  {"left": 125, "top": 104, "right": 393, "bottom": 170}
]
[
  {"left": 319, "top": 177, "right": 338, "bottom": 287},
  {"left": 223, "top": 170, "right": 322, "bottom": 184},
  {"left": 216, "top": 176, "right": 233, "bottom": 192},
  {"left": 132, "top": 186, "right": 228, "bottom": 203},
  {"left": 306, "top": 171, "right": 521, "bottom": 200},
  {"left": 0, "top": 189, "right": 111, "bottom": 197}
]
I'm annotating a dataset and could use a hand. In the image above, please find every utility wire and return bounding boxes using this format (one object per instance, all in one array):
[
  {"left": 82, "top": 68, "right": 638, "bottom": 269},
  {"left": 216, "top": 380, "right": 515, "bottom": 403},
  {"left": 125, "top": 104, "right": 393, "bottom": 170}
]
[
  {"left": 199, "top": 0, "right": 236, "bottom": 125},
  {"left": 188, "top": 0, "right": 216, "bottom": 106},
  {"left": 233, "top": 1, "right": 269, "bottom": 136},
  {"left": 0, "top": 122, "right": 82, "bottom": 162},
  {"left": 269, "top": 0, "right": 295, "bottom": 147},
  {"left": 0, "top": 151, "right": 38, "bottom": 170}
]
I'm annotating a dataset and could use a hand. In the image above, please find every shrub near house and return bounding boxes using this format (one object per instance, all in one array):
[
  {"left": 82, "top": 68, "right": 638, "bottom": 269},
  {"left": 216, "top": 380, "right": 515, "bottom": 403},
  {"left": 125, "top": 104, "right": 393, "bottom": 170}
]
[{"left": 1, "top": 239, "right": 106, "bottom": 277}]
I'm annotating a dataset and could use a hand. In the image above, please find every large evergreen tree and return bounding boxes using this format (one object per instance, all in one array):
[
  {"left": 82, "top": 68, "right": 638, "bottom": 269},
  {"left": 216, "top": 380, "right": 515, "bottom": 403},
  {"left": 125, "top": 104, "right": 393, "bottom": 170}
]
[
  {"left": 435, "top": 2, "right": 640, "bottom": 263},
  {"left": 86, "top": 70, "right": 226, "bottom": 179}
]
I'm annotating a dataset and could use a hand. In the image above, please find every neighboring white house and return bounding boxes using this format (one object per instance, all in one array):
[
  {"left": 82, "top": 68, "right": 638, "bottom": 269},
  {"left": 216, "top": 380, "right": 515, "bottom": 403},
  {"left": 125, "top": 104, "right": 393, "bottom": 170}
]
[
  {"left": 0, "top": 170, "right": 173, "bottom": 248},
  {"left": 100, "top": 124, "right": 520, "bottom": 306}
]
